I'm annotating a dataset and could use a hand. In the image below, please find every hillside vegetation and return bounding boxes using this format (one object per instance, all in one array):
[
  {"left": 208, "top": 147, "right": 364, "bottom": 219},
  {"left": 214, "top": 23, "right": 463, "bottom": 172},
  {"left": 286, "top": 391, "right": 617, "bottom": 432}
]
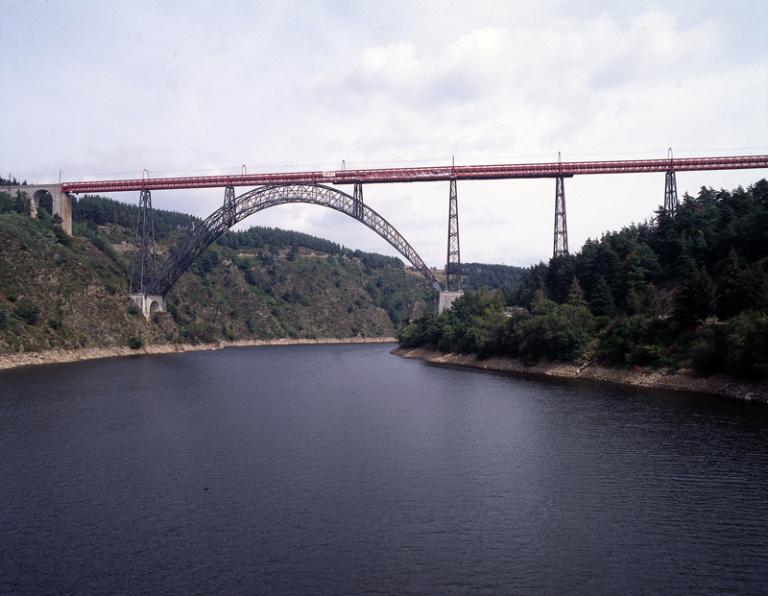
[
  {"left": 399, "top": 180, "right": 768, "bottom": 379},
  {"left": 461, "top": 262, "right": 525, "bottom": 300},
  {"left": 0, "top": 193, "right": 436, "bottom": 353}
]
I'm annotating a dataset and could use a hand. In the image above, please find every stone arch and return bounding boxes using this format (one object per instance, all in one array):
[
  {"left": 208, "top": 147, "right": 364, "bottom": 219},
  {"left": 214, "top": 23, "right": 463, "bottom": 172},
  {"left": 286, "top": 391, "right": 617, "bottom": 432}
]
[
  {"left": 146, "top": 184, "right": 440, "bottom": 296},
  {"left": 149, "top": 299, "right": 162, "bottom": 314},
  {"left": 32, "top": 189, "right": 53, "bottom": 216}
]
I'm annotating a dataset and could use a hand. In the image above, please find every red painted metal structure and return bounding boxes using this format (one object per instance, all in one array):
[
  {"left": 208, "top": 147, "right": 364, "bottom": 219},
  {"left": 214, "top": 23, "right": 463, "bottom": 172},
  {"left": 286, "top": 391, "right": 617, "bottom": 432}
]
[{"left": 61, "top": 154, "right": 768, "bottom": 194}]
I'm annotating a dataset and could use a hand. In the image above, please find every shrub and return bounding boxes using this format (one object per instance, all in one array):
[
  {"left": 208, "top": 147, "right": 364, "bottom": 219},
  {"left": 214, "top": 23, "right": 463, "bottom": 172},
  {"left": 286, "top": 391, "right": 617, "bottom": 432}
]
[
  {"left": 91, "top": 234, "right": 108, "bottom": 252},
  {"left": 180, "top": 323, "right": 217, "bottom": 344},
  {"left": 398, "top": 314, "right": 441, "bottom": 348},
  {"left": 127, "top": 304, "right": 140, "bottom": 316},
  {"left": 689, "top": 325, "right": 725, "bottom": 373},
  {"left": 14, "top": 300, "right": 39, "bottom": 325},
  {"left": 597, "top": 315, "right": 654, "bottom": 365},
  {"left": 724, "top": 310, "right": 768, "bottom": 378},
  {"left": 127, "top": 337, "right": 143, "bottom": 349},
  {"left": 626, "top": 343, "right": 665, "bottom": 366},
  {"left": 53, "top": 225, "right": 71, "bottom": 246},
  {"left": 166, "top": 302, "right": 180, "bottom": 322},
  {"left": 515, "top": 303, "right": 595, "bottom": 362},
  {"left": 244, "top": 268, "right": 259, "bottom": 286}
]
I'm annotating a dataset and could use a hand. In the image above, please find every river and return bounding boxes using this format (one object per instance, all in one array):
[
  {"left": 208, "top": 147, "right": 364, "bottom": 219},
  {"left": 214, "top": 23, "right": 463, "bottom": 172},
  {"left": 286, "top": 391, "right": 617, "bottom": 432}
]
[{"left": 1, "top": 343, "right": 766, "bottom": 595}]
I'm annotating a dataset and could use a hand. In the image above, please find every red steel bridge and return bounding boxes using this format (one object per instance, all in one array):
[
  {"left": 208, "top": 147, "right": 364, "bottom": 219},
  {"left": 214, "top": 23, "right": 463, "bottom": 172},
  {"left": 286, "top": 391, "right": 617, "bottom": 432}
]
[
  {"left": 11, "top": 152, "right": 766, "bottom": 314},
  {"left": 62, "top": 154, "right": 768, "bottom": 193}
]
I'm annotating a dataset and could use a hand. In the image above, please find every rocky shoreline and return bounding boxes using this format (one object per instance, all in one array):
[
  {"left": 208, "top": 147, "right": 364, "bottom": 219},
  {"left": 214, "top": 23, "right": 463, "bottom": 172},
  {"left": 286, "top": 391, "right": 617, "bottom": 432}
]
[
  {"left": 5, "top": 341, "right": 765, "bottom": 403},
  {"left": 393, "top": 347, "right": 768, "bottom": 403},
  {"left": 0, "top": 337, "right": 397, "bottom": 371}
]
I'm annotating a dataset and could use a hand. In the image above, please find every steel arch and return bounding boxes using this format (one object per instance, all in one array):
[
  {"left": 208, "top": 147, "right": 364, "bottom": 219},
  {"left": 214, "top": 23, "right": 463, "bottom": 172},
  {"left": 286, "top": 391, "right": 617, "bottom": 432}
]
[{"left": 145, "top": 184, "right": 440, "bottom": 296}]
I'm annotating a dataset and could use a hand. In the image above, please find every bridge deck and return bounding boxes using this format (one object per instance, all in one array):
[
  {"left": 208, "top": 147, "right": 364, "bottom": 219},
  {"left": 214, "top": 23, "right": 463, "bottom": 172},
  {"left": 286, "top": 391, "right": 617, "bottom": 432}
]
[{"left": 56, "top": 154, "right": 768, "bottom": 194}]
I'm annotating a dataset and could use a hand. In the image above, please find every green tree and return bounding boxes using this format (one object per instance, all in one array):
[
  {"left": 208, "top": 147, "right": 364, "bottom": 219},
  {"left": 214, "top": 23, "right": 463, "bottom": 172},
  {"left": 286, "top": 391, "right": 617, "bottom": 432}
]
[
  {"left": 674, "top": 261, "right": 716, "bottom": 326},
  {"left": 597, "top": 316, "right": 662, "bottom": 365},
  {"left": 0, "top": 191, "right": 13, "bottom": 213},
  {"left": 690, "top": 325, "right": 726, "bottom": 373},
  {"left": 649, "top": 209, "right": 684, "bottom": 274},
  {"left": 13, "top": 192, "right": 31, "bottom": 215},
  {"left": 716, "top": 250, "right": 763, "bottom": 318},
  {"left": 724, "top": 310, "right": 768, "bottom": 378},
  {"left": 514, "top": 302, "right": 595, "bottom": 362},
  {"left": 566, "top": 276, "right": 586, "bottom": 306},
  {"left": 589, "top": 275, "right": 615, "bottom": 316},
  {"left": 625, "top": 284, "right": 662, "bottom": 317},
  {"left": 545, "top": 255, "right": 575, "bottom": 303},
  {"left": 623, "top": 243, "right": 660, "bottom": 291},
  {"left": 512, "top": 263, "right": 548, "bottom": 307},
  {"left": 594, "top": 245, "right": 622, "bottom": 296},
  {"left": 397, "top": 178, "right": 768, "bottom": 376}
]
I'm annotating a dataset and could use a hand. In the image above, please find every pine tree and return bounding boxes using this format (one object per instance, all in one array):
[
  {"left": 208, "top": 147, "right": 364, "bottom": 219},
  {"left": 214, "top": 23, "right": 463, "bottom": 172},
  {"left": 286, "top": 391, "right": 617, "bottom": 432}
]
[
  {"left": 589, "top": 275, "right": 615, "bottom": 316},
  {"left": 674, "top": 261, "right": 716, "bottom": 326},
  {"left": 626, "top": 284, "right": 662, "bottom": 317},
  {"left": 717, "top": 250, "right": 754, "bottom": 318},
  {"left": 566, "top": 277, "right": 586, "bottom": 306},
  {"left": 546, "top": 255, "right": 575, "bottom": 303}
]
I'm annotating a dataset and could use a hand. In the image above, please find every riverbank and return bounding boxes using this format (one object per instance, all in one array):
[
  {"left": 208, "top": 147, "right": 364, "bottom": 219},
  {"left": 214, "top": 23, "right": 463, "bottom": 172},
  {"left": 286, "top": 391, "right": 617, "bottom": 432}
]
[
  {"left": 393, "top": 347, "right": 768, "bottom": 403},
  {"left": 0, "top": 337, "right": 397, "bottom": 371}
]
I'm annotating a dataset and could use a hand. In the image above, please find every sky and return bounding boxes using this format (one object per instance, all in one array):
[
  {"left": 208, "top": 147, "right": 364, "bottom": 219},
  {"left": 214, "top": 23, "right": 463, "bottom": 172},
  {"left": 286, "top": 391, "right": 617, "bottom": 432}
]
[{"left": 1, "top": 0, "right": 767, "bottom": 268}]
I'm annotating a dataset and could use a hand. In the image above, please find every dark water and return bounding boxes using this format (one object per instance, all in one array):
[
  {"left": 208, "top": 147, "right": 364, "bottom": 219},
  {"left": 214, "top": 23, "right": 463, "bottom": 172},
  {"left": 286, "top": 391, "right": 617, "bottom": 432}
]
[{"left": 1, "top": 344, "right": 767, "bottom": 595}]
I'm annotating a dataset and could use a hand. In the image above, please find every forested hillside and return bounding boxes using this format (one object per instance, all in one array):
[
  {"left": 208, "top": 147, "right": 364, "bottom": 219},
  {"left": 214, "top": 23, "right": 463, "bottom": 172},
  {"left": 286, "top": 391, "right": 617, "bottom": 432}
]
[
  {"left": 400, "top": 180, "right": 768, "bottom": 379},
  {"left": 0, "top": 193, "right": 436, "bottom": 353},
  {"left": 461, "top": 262, "right": 525, "bottom": 300}
]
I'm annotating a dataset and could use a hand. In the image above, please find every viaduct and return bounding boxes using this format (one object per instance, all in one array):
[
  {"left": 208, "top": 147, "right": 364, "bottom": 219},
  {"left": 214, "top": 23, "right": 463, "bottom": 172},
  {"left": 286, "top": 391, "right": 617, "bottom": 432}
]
[{"left": 4, "top": 152, "right": 768, "bottom": 317}]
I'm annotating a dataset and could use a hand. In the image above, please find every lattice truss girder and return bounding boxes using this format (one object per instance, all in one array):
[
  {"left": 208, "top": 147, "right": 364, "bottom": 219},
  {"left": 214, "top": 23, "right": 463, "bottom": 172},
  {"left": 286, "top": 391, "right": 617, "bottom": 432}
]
[
  {"left": 132, "top": 189, "right": 157, "bottom": 293},
  {"left": 553, "top": 176, "right": 568, "bottom": 258},
  {"left": 223, "top": 185, "right": 236, "bottom": 226},
  {"left": 664, "top": 170, "right": 678, "bottom": 212},
  {"left": 145, "top": 184, "right": 441, "bottom": 296},
  {"left": 353, "top": 182, "right": 364, "bottom": 219},
  {"left": 445, "top": 179, "right": 461, "bottom": 291}
]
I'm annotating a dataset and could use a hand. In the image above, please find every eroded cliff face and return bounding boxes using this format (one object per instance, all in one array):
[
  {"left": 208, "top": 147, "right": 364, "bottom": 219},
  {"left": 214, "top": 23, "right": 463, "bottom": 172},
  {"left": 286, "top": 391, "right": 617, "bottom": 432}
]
[{"left": 0, "top": 213, "right": 434, "bottom": 354}]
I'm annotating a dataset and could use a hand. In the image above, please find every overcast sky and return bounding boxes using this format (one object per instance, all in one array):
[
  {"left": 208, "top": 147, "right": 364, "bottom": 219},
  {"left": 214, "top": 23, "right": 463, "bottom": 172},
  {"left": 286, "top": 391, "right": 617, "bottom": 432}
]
[{"left": 1, "top": 0, "right": 767, "bottom": 267}]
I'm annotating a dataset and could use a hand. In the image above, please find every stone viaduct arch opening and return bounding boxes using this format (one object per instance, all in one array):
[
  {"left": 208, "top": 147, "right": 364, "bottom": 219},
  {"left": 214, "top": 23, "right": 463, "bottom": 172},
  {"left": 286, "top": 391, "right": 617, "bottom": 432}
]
[
  {"left": 140, "top": 184, "right": 441, "bottom": 302},
  {"left": 33, "top": 189, "right": 53, "bottom": 216}
]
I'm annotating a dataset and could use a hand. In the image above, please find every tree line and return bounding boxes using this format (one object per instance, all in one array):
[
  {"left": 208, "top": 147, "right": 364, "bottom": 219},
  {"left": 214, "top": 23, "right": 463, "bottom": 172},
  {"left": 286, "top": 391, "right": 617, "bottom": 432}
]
[
  {"left": 74, "top": 195, "right": 198, "bottom": 240},
  {"left": 399, "top": 180, "right": 768, "bottom": 378},
  {"left": 461, "top": 262, "right": 526, "bottom": 300}
]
